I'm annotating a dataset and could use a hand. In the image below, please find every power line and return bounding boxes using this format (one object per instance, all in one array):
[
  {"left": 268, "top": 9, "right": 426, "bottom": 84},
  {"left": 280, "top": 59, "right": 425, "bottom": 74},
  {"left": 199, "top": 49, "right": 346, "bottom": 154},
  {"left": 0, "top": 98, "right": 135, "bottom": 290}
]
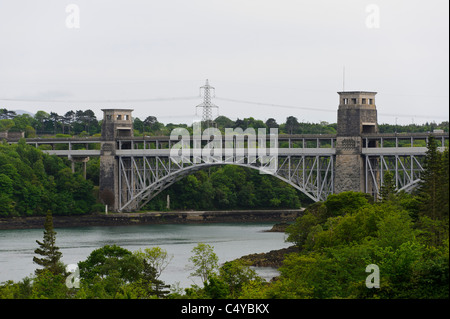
[
  {"left": 216, "top": 97, "right": 448, "bottom": 120},
  {"left": 215, "top": 97, "right": 336, "bottom": 113}
]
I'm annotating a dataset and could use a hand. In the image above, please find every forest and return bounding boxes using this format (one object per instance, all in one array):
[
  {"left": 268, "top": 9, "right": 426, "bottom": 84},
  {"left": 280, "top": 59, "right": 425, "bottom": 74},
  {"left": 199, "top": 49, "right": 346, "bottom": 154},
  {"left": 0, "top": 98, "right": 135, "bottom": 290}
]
[
  {"left": 0, "top": 135, "right": 447, "bottom": 299},
  {"left": 0, "top": 139, "right": 98, "bottom": 217}
]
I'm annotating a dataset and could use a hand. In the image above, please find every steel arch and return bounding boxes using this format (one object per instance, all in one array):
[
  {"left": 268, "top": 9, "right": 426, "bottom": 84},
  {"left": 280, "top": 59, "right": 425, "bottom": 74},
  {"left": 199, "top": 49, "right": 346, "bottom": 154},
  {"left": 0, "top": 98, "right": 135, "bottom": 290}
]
[{"left": 118, "top": 155, "right": 334, "bottom": 212}]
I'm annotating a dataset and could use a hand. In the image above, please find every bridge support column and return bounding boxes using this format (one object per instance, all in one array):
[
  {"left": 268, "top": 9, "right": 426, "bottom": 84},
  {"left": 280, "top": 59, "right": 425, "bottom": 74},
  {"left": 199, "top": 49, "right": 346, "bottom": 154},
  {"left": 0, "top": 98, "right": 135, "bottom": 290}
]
[
  {"left": 99, "top": 109, "right": 134, "bottom": 212},
  {"left": 99, "top": 142, "right": 119, "bottom": 211},
  {"left": 334, "top": 91, "right": 378, "bottom": 195},
  {"left": 70, "top": 156, "right": 90, "bottom": 179}
]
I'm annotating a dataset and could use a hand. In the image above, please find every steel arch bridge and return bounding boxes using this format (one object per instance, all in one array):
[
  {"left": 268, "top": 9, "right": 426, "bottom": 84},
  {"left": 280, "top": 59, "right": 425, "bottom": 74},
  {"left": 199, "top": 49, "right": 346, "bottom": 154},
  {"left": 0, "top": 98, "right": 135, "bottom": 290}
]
[
  {"left": 15, "top": 131, "right": 449, "bottom": 212},
  {"left": 117, "top": 148, "right": 335, "bottom": 212}
]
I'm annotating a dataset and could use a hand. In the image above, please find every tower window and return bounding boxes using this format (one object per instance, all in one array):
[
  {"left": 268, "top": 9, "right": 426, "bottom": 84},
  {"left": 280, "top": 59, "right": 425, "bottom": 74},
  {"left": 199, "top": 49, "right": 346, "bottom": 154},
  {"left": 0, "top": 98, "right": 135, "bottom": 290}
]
[
  {"left": 351, "top": 98, "right": 357, "bottom": 104},
  {"left": 117, "top": 115, "right": 122, "bottom": 120},
  {"left": 125, "top": 115, "right": 129, "bottom": 120},
  {"left": 343, "top": 98, "right": 348, "bottom": 105},
  {"left": 369, "top": 98, "right": 373, "bottom": 104},
  {"left": 362, "top": 98, "right": 366, "bottom": 104}
]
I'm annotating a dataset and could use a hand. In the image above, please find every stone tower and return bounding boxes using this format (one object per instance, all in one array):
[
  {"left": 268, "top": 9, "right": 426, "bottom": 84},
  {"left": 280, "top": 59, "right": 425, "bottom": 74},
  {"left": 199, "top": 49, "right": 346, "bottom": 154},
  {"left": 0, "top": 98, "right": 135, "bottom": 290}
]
[
  {"left": 99, "top": 109, "right": 134, "bottom": 211},
  {"left": 334, "top": 91, "right": 378, "bottom": 194}
]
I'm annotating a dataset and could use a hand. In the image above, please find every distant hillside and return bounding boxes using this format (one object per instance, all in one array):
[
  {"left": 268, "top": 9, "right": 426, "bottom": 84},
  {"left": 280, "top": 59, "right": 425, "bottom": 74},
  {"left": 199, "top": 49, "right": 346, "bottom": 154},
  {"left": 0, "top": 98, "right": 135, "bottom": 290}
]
[{"left": 13, "top": 110, "right": 34, "bottom": 116}]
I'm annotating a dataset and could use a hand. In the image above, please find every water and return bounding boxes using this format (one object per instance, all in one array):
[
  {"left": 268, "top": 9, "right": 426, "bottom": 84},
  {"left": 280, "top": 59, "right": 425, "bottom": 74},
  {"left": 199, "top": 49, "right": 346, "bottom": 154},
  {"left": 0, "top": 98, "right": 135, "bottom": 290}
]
[{"left": 0, "top": 223, "right": 290, "bottom": 288}]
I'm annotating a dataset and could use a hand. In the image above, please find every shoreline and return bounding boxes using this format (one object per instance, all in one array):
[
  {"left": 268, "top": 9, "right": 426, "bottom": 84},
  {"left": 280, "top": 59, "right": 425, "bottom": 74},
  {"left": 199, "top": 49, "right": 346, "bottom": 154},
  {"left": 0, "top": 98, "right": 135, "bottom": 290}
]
[{"left": 0, "top": 209, "right": 304, "bottom": 230}]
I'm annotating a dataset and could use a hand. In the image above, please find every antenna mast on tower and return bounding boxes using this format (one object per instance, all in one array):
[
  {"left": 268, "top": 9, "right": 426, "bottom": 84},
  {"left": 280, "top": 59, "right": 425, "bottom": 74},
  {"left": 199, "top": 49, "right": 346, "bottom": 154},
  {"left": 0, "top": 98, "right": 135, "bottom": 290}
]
[
  {"left": 196, "top": 79, "right": 219, "bottom": 127},
  {"left": 343, "top": 66, "right": 345, "bottom": 91}
]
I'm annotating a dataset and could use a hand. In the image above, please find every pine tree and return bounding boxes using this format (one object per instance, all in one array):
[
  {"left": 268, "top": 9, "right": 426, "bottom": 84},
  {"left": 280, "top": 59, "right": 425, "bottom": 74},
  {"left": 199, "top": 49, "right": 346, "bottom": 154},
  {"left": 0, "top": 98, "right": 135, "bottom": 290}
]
[
  {"left": 418, "top": 136, "right": 442, "bottom": 220},
  {"left": 379, "top": 171, "right": 396, "bottom": 202},
  {"left": 438, "top": 147, "right": 449, "bottom": 220},
  {"left": 33, "top": 211, "right": 64, "bottom": 275}
]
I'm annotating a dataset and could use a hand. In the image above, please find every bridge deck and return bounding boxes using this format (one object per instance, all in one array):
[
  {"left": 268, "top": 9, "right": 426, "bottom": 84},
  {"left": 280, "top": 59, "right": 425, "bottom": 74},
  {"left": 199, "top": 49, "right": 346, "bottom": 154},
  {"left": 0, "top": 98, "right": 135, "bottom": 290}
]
[{"left": 5, "top": 132, "right": 447, "bottom": 158}]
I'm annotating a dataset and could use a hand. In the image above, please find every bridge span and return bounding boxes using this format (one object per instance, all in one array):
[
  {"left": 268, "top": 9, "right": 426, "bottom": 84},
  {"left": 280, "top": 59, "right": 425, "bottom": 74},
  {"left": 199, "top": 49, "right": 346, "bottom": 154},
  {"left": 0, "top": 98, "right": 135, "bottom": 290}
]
[{"left": 6, "top": 92, "right": 449, "bottom": 212}]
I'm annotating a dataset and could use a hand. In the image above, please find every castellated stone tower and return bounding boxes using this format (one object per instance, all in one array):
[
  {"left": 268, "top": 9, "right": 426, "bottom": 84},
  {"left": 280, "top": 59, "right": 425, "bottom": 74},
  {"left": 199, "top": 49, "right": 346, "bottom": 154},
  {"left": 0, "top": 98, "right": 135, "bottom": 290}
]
[
  {"left": 334, "top": 91, "right": 378, "bottom": 194},
  {"left": 99, "top": 109, "right": 134, "bottom": 211}
]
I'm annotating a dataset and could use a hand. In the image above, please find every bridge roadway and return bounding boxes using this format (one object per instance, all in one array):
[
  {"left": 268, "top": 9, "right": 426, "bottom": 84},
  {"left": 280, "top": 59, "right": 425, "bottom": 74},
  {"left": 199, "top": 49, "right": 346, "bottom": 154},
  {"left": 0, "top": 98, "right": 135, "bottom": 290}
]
[{"left": 16, "top": 132, "right": 448, "bottom": 158}]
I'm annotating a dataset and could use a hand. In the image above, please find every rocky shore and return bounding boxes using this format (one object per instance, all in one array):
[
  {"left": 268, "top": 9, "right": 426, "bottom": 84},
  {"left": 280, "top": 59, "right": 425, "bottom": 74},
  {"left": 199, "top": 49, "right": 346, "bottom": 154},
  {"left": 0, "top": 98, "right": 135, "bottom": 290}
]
[
  {"left": 235, "top": 222, "right": 298, "bottom": 268},
  {"left": 0, "top": 209, "right": 304, "bottom": 230},
  {"left": 237, "top": 245, "right": 299, "bottom": 268}
]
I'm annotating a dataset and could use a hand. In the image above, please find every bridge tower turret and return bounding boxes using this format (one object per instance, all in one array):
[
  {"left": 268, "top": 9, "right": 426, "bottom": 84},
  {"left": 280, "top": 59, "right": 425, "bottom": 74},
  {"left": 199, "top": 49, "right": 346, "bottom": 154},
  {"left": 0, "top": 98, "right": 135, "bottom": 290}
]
[
  {"left": 99, "top": 109, "right": 134, "bottom": 212},
  {"left": 334, "top": 91, "right": 378, "bottom": 194}
]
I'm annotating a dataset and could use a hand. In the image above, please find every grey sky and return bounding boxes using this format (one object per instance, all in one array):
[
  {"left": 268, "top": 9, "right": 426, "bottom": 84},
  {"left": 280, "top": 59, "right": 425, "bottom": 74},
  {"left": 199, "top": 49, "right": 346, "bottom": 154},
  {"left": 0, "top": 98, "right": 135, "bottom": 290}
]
[{"left": 0, "top": 0, "right": 448, "bottom": 125}]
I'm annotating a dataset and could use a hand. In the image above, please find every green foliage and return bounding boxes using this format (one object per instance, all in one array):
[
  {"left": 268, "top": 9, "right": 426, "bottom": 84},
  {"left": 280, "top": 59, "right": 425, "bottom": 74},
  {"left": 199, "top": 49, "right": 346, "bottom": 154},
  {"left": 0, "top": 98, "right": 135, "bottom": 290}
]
[
  {"left": 187, "top": 243, "right": 219, "bottom": 284},
  {"left": 134, "top": 247, "right": 173, "bottom": 279},
  {"left": 379, "top": 171, "right": 397, "bottom": 202},
  {"left": 31, "top": 270, "right": 68, "bottom": 299},
  {"left": 0, "top": 141, "right": 95, "bottom": 216},
  {"left": 33, "top": 211, "right": 64, "bottom": 276},
  {"left": 218, "top": 260, "right": 263, "bottom": 298},
  {"left": 77, "top": 245, "right": 170, "bottom": 299},
  {"left": 186, "top": 252, "right": 266, "bottom": 299},
  {"left": 324, "top": 191, "right": 371, "bottom": 217},
  {"left": 203, "top": 275, "right": 230, "bottom": 299},
  {"left": 282, "top": 186, "right": 449, "bottom": 299}
]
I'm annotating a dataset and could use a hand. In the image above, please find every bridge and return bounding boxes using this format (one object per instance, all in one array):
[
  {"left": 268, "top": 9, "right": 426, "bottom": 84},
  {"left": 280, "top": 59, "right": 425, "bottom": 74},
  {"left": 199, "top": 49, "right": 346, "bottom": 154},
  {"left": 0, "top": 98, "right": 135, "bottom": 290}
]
[{"left": 7, "top": 91, "right": 449, "bottom": 212}]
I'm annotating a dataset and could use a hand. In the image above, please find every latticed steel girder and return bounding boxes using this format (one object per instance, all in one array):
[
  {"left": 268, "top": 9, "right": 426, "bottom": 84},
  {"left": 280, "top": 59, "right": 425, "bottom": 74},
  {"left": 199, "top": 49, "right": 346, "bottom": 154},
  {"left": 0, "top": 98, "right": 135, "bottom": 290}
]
[
  {"left": 117, "top": 154, "right": 335, "bottom": 212},
  {"left": 364, "top": 154, "right": 425, "bottom": 198}
]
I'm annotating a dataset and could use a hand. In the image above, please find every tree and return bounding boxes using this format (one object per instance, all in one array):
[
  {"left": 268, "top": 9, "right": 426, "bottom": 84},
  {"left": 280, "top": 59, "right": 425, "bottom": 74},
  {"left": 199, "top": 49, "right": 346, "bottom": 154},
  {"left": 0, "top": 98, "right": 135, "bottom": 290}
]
[
  {"left": 33, "top": 211, "right": 64, "bottom": 275},
  {"left": 49, "top": 112, "right": 61, "bottom": 134},
  {"left": 133, "top": 117, "right": 144, "bottom": 134},
  {"left": 418, "top": 136, "right": 444, "bottom": 220},
  {"left": 64, "top": 110, "right": 76, "bottom": 133},
  {"left": 218, "top": 260, "right": 262, "bottom": 298},
  {"left": 33, "top": 111, "right": 50, "bottom": 133},
  {"left": 214, "top": 115, "right": 235, "bottom": 131},
  {"left": 0, "top": 108, "right": 16, "bottom": 120},
  {"left": 285, "top": 116, "right": 300, "bottom": 134},
  {"left": 78, "top": 245, "right": 143, "bottom": 285},
  {"left": 438, "top": 148, "right": 449, "bottom": 219},
  {"left": 324, "top": 191, "right": 370, "bottom": 217},
  {"left": 134, "top": 247, "right": 173, "bottom": 279},
  {"left": 265, "top": 118, "right": 279, "bottom": 129},
  {"left": 137, "top": 259, "right": 171, "bottom": 298},
  {"left": 379, "top": 171, "right": 397, "bottom": 202},
  {"left": 187, "top": 243, "right": 219, "bottom": 284},
  {"left": 144, "top": 116, "right": 162, "bottom": 133}
]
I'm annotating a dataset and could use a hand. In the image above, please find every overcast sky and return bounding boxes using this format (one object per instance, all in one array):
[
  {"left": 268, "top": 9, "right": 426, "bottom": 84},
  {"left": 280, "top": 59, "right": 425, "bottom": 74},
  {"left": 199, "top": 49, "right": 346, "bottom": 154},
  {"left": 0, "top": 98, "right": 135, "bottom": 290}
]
[{"left": 0, "top": 0, "right": 448, "bottom": 125}]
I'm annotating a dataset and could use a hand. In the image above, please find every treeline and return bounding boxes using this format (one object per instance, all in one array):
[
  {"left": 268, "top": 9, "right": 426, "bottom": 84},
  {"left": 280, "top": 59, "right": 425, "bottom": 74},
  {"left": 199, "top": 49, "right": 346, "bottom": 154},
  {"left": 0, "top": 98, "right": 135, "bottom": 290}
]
[
  {"left": 0, "top": 109, "right": 100, "bottom": 136},
  {"left": 379, "top": 121, "right": 449, "bottom": 134},
  {"left": 144, "top": 165, "right": 306, "bottom": 211},
  {"left": 2, "top": 107, "right": 448, "bottom": 139},
  {"left": 0, "top": 140, "right": 99, "bottom": 217}
]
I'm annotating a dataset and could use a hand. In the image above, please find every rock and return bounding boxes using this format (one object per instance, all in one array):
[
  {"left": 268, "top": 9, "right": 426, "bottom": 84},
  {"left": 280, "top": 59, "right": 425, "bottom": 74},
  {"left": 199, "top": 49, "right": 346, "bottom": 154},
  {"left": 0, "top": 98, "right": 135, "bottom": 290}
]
[
  {"left": 265, "top": 222, "right": 290, "bottom": 232},
  {"left": 237, "top": 246, "right": 299, "bottom": 268}
]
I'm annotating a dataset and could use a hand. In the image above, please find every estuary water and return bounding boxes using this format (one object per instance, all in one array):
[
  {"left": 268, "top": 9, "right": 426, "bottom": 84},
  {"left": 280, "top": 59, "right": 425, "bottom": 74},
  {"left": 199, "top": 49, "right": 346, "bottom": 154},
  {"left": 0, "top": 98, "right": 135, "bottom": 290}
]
[{"left": 0, "top": 222, "right": 290, "bottom": 288}]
